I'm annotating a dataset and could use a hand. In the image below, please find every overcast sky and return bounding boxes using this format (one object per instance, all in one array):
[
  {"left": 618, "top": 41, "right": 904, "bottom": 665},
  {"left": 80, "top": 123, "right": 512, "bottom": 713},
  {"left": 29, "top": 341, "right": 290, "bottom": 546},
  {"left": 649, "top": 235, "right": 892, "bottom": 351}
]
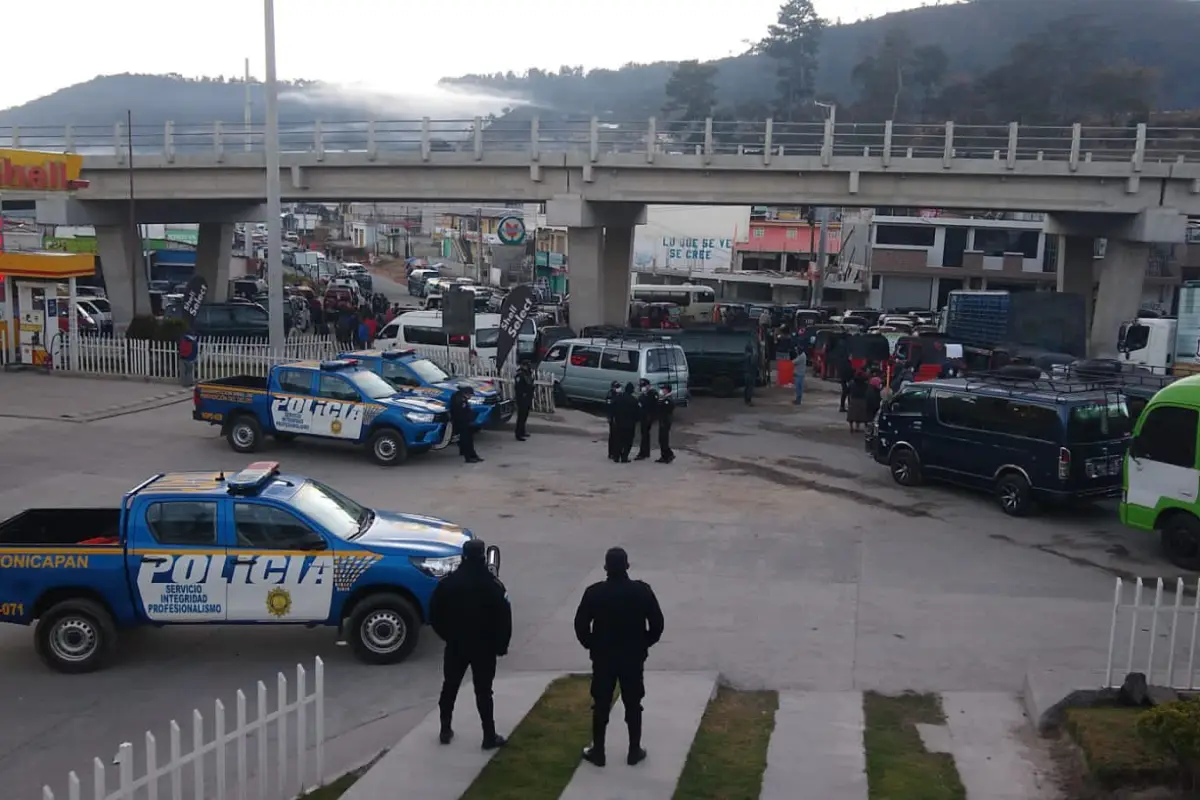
[{"left": 1, "top": 0, "right": 927, "bottom": 111}]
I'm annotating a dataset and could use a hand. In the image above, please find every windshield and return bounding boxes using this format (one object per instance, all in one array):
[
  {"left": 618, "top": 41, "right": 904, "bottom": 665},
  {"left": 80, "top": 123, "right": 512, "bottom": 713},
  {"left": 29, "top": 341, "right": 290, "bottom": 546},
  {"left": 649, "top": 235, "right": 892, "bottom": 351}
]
[
  {"left": 1119, "top": 323, "right": 1150, "bottom": 353},
  {"left": 1068, "top": 398, "right": 1133, "bottom": 443},
  {"left": 405, "top": 358, "right": 450, "bottom": 383},
  {"left": 291, "top": 480, "right": 369, "bottom": 540},
  {"left": 346, "top": 370, "right": 399, "bottom": 400},
  {"left": 87, "top": 298, "right": 111, "bottom": 312},
  {"left": 476, "top": 327, "right": 500, "bottom": 347}
]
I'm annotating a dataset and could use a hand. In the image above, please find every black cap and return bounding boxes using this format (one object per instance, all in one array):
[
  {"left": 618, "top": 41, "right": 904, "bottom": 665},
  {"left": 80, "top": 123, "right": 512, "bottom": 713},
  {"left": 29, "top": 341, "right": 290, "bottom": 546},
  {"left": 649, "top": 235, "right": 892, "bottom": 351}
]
[
  {"left": 463, "top": 538, "right": 486, "bottom": 561},
  {"left": 604, "top": 547, "right": 629, "bottom": 573},
  {"left": 611, "top": 380, "right": 621, "bottom": 388},
  {"left": 638, "top": 378, "right": 650, "bottom": 387}
]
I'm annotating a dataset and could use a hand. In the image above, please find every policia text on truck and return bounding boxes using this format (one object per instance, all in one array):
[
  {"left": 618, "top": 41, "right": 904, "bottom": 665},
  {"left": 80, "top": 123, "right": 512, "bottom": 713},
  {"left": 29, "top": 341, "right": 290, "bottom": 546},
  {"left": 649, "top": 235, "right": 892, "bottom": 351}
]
[{"left": 0, "top": 462, "right": 499, "bottom": 673}]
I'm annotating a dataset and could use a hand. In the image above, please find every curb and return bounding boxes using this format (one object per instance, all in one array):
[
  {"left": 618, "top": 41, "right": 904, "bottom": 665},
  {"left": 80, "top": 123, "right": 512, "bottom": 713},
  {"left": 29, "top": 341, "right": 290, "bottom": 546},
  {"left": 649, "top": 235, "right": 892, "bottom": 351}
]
[{"left": 1021, "top": 666, "right": 1110, "bottom": 732}]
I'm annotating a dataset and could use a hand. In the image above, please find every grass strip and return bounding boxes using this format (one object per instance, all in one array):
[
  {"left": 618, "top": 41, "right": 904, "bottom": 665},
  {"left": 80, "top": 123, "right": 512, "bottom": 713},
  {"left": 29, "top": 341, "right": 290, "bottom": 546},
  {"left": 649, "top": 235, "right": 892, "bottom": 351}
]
[
  {"left": 1064, "top": 706, "right": 1175, "bottom": 789},
  {"left": 863, "top": 691, "right": 966, "bottom": 800},
  {"left": 460, "top": 674, "right": 595, "bottom": 800},
  {"left": 296, "top": 771, "right": 360, "bottom": 800},
  {"left": 673, "top": 686, "right": 779, "bottom": 800}
]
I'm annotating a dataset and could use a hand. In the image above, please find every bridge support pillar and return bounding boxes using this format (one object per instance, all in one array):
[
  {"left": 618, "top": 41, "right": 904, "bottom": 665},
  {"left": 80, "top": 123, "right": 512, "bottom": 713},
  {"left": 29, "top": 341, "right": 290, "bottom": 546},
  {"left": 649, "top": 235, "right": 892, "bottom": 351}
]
[
  {"left": 1090, "top": 239, "right": 1151, "bottom": 357},
  {"left": 550, "top": 196, "right": 645, "bottom": 331},
  {"left": 196, "top": 222, "right": 233, "bottom": 301},
  {"left": 1058, "top": 235, "right": 1095, "bottom": 329},
  {"left": 95, "top": 225, "right": 150, "bottom": 331}
]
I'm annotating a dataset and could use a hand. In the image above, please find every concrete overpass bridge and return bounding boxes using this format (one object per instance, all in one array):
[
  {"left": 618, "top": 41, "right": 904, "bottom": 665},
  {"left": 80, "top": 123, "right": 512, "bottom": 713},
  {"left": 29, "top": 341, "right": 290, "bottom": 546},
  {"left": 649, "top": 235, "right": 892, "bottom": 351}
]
[{"left": 8, "top": 115, "right": 1199, "bottom": 352}]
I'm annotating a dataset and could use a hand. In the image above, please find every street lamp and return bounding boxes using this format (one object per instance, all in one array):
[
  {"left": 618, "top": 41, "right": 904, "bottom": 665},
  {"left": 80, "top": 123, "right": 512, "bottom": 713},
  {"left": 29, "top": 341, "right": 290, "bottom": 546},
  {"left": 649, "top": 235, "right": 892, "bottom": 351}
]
[
  {"left": 809, "top": 101, "right": 836, "bottom": 308},
  {"left": 263, "top": 0, "right": 285, "bottom": 350}
]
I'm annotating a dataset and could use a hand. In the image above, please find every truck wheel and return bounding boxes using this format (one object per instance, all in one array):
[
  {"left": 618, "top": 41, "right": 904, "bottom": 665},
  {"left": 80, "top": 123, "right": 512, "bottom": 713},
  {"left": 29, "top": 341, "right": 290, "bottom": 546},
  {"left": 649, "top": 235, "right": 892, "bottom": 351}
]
[
  {"left": 367, "top": 428, "right": 408, "bottom": 466},
  {"left": 346, "top": 593, "right": 420, "bottom": 665},
  {"left": 226, "top": 415, "right": 262, "bottom": 453},
  {"left": 995, "top": 473, "right": 1034, "bottom": 517},
  {"left": 1161, "top": 512, "right": 1200, "bottom": 571},
  {"left": 35, "top": 598, "right": 117, "bottom": 674}
]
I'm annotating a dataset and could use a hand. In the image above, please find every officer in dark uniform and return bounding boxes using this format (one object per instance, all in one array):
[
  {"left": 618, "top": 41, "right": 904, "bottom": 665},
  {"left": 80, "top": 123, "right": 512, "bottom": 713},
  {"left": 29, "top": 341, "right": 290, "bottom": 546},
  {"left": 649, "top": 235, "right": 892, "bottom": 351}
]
[
  {"left": 633, "top": 379, "right": 659, "bottom": 461},
  {"left": 430, "top": 538, "right": 512, "bottom": 749},
  {"left": 604, "top": 380, "right": 622, "bottom": 461},
  {"left": 514, "top": 361, "right": 535, "bottom": 441},
  {"left": 574, "top": 547, "right": 665, "bottom": 768},
  {"left": 656, "top": 384, "right": 676, "bottom": 463},
  {"left": 450, "top": 385, "right": 482, "bottom": 463},
  {"left": 614, "top": 383, "right": 640, "bottom": 463}
]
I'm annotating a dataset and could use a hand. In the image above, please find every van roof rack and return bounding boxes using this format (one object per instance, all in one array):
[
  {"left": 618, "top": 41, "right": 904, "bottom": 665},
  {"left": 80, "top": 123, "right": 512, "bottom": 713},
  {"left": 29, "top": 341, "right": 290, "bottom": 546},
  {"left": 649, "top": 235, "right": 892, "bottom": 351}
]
[{"left": 959, "top": 371, "right": 1121, "bottom": 397}]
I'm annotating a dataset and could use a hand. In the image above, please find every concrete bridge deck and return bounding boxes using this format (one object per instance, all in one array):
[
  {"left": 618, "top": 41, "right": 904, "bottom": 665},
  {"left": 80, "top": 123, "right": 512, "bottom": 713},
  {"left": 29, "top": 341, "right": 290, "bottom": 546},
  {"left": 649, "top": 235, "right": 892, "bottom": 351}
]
[{"left": 5, "top": 117, "right": 1200, "bottom": 212}]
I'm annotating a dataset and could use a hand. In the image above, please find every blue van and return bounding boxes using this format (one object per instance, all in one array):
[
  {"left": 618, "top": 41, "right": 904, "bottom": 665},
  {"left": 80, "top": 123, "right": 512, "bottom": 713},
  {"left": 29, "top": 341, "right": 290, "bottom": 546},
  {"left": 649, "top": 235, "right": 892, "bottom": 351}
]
[{"left": 868, "top": 372, "right": 1132, "bottom": 516}]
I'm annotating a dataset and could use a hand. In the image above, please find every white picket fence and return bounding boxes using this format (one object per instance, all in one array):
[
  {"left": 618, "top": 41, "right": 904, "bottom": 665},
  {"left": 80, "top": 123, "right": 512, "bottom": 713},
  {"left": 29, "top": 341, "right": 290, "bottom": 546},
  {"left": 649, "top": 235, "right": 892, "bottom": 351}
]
[
  {"left": 50, "top": 334, "right": 556, "bottom": 413},
  {"left": 1105, "top": 576, "right": 1200, "bottom": 690},
  {"left": 406, "top": 344, "right": 557, "bottom": 413},
  {"left": 42, "top": 659, "right": 324, "bottom": 800},
  {"left": 68, "top": 334, "right": 338, "bottom": 383}
]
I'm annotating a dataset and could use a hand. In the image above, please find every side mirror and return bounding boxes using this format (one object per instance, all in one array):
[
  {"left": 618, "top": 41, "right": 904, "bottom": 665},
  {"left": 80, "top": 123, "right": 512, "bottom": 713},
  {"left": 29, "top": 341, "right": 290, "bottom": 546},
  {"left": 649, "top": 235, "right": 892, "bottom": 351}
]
[{"left": 486, "top": 545, "right": 501, "bottom": 576}]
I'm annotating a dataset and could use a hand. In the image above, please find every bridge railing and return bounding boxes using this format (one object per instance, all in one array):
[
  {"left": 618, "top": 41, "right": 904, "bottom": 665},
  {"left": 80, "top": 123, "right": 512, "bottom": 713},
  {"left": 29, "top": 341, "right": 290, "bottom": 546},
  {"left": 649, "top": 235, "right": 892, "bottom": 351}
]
[{"left": 5, "top": 117, "right": 1200, "bottom": 164}]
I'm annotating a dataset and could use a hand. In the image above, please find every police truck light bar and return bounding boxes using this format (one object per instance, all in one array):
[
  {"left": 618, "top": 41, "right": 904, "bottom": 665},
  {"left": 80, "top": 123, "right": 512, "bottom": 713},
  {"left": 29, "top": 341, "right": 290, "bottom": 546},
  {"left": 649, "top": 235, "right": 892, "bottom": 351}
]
[
  {"left": 379, "top": 349, "right": 416, "bottom": 359},
  {"left": 320, "top": 359, "right": 360, "bottom": 370},
  {"left": 226, "top": 462, "right": 281, "bottom": 495}
]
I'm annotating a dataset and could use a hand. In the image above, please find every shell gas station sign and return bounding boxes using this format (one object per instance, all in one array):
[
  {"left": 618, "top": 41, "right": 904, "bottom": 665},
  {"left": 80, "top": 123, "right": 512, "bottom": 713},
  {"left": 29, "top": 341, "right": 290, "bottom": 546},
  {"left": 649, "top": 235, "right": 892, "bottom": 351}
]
[
  {"left": 0, "top": 148, "right": 92, "bottom": 366},
  {"left": 0, "top": 149, "right": 84, "bottom": 192}
]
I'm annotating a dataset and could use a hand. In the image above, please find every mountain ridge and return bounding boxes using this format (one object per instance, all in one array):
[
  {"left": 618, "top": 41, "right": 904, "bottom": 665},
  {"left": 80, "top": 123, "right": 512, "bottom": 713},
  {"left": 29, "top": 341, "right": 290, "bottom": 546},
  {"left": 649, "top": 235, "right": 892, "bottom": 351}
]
[{"left": 3, "top": 0, "right": 1200, "bottom": 129}]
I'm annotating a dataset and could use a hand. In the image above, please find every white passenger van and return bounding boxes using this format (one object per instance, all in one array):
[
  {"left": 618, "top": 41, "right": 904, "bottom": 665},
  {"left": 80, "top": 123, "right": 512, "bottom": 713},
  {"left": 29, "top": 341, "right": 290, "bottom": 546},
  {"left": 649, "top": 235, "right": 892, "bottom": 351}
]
[{"left": 375, "top": 310, "right": 503, "bottom": 364}]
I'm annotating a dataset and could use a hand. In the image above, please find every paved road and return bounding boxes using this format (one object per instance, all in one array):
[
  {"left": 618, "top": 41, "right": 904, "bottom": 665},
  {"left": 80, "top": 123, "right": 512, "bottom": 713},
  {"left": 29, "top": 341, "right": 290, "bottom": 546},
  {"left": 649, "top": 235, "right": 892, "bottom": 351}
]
[
  {"left": 0, "top": 362, "right": 1166, "bottom": 797},
  {"left": 0, "top": 267, "right": 1170, "bottom": 795}
]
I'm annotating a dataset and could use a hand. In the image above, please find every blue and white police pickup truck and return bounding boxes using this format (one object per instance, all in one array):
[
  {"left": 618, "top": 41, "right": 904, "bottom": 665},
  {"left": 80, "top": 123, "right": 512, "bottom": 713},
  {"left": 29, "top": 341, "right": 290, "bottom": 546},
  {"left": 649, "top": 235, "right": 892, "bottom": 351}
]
[
  {"left": 0, "top": 462, "right": 499, "bottom": 673},
  {"left": 339, "top": 349, "right": 514, "bottom": 429},
  {"left": 193, "top": 359, "right": 452, "bottom": 465}
]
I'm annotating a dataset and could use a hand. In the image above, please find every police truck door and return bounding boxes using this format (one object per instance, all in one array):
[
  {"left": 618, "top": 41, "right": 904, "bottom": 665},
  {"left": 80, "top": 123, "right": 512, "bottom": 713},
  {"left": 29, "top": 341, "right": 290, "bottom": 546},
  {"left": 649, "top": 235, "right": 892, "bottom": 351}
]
[
  {"left": 135, "top": 499, "right": 228, "bottom": 623},
  {"left": 226, "top": 503, "right": 335, "bottom": 622}
]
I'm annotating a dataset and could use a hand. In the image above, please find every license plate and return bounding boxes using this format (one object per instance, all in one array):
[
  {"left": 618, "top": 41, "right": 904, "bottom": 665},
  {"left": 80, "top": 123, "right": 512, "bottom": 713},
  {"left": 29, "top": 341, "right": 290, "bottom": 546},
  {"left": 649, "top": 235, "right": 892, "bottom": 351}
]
[{"left": 1086, "top": 456, "right": 1123, "bottom": 478}]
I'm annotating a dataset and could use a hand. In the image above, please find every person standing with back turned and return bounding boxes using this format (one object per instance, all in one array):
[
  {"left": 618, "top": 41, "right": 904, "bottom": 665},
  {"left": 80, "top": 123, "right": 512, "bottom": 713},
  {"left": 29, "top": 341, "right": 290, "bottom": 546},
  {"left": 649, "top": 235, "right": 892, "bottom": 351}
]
[
  {"left": 574, "top": 547, "right": 665, "bottom": 768},
  {"left": 513, "top": 360, "right": 535, "bottom": 441},
  {"left": 429, "top": 538, "right": 512, "bottom": 749}
]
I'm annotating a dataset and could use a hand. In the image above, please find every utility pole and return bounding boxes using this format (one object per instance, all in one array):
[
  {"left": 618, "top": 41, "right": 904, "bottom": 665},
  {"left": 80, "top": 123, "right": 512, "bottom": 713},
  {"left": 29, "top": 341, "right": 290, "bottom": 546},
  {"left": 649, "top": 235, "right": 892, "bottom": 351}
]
[
  {"left": 263, "top": 0, "right": 285, "bottom": 350},
  {"left": 244, "top": 57, "right": 253, "bottom": 152},
  {"left": 475, "top": 207, "right": 483, "bottom": 283},
  {"left": 813, "top": 207, "right": 830, "bottom": 307},
  {"left": 125, "top": 109, "right": 141, "bottom": 318}
]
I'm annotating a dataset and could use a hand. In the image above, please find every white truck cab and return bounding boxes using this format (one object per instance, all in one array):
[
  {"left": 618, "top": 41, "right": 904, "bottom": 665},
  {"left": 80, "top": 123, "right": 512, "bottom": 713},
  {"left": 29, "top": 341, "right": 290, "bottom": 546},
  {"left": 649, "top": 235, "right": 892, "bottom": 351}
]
[{"left": 1118, "top": 317, "right": 1176, "bottom": 370}]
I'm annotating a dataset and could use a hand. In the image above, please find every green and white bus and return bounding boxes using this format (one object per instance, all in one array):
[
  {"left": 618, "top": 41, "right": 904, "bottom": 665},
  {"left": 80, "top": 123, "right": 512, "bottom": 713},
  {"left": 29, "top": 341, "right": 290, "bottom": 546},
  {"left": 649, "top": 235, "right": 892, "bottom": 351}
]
[{"left": 1122, "top": 374, "right": 1200, "bottom": 569}]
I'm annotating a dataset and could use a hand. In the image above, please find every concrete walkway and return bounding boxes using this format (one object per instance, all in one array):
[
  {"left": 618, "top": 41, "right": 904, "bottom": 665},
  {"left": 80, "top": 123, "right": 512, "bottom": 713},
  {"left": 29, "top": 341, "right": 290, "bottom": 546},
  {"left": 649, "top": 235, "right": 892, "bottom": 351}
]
[
  {"left": 918, "top": 692, "right": 1059, "bottom": 800},
  {"left": 558, "top": 672, "right": 717, "bottom": 800},
  {"left": 761, "top": 691, "right": 868, "bottom": 800},
  {"left": 341, "top": 672, "right": 555, "bottom": 800}
]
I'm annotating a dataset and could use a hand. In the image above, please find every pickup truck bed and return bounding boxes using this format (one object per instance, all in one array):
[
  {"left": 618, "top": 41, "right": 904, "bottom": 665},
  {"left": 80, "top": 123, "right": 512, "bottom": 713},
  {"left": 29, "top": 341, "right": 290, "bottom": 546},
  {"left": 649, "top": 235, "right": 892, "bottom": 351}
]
[
  {"left": 0, "top": 509, "right": 121, "bottom": 545},
  {"left": 199, "top": 375, "right": 268, "bottom": 391}
]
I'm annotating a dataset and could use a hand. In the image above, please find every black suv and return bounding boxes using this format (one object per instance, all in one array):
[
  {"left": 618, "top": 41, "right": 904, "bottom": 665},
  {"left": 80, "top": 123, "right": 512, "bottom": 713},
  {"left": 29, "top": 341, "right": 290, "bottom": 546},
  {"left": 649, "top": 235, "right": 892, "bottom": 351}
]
[{"left": 869, "top": 373, "right": 1132, "bottom": 516}]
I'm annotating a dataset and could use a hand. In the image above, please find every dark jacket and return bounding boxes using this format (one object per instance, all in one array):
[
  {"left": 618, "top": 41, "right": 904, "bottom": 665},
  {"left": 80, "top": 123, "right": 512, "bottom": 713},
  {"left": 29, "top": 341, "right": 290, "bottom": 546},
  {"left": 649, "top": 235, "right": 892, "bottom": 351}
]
[
  {"left": 658, "top": 394, "right": 676, "bottom": 426},
  {"left": 573, "top": 573, "right": 664, "bottom": 663},
  {"left": 449, "top": 390, "right": 473, "bottom": 427},
  {"left": 429, "top": 560, "right": 512, "bottom": 656},
  {"left": 515, "top": 370, "right": 535, "bottom": 406},
  {"left": 614, "top": 392, "right": 640, "bottom": 429},
  {"left": 638, "top": 389, "right": 659, "bottom": 422},
  {"left": 605, "top": 387, "right": 620, "bottom": 423}
]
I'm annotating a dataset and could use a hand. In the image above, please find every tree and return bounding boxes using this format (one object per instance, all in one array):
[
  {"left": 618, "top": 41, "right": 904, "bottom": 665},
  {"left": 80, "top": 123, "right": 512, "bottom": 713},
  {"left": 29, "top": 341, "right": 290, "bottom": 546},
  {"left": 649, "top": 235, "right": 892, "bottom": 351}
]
[
  {"left": 759, "top": 0, "right": 826, "bottom": 121},
  {"left": 663, "top": 61, "right": 720, "bottom": 143},
  {"left": 850, "top": 28, "right": 948, "bottom": 121}
]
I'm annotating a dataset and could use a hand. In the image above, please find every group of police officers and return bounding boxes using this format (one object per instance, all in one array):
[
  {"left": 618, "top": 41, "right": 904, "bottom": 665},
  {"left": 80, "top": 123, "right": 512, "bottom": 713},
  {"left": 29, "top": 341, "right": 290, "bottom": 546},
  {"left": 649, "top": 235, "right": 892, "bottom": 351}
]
[
  {"left": 604, "top": 380, "right": 676, "bottom": 464},
  {"left": 430, "top": 540, "right": 665, "bottom": 767}
]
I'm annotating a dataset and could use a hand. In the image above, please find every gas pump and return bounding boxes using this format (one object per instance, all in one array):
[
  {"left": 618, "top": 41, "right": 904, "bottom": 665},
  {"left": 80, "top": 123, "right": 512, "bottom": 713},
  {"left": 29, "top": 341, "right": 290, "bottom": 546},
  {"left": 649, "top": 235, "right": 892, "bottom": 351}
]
[{"left": 15, "top": 281, "right": 51, "bottom": 366}]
